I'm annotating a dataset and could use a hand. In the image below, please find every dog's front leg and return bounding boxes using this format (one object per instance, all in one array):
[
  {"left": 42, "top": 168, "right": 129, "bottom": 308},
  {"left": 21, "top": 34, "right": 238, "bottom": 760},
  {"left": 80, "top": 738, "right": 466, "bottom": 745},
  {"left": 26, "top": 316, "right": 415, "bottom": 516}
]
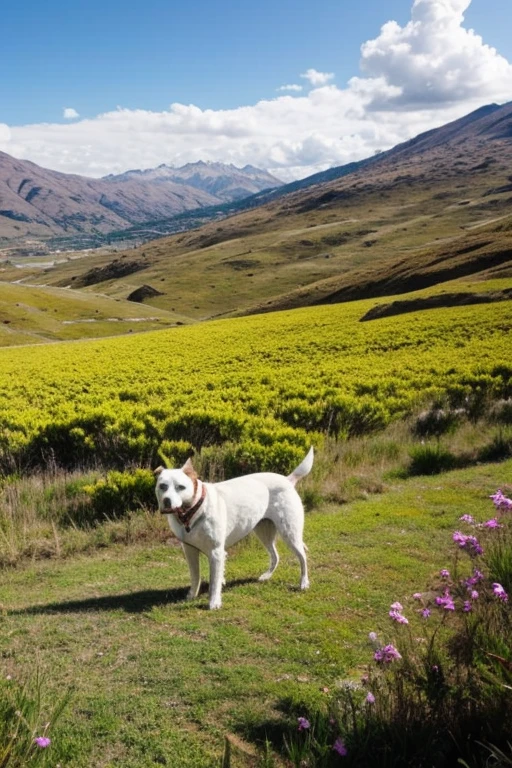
[
  {"left": 182, "top": 543, "right": 201, "bottom": 600},
  {"left": 208, "top": 546, "right": 225, "bottom": 610}
]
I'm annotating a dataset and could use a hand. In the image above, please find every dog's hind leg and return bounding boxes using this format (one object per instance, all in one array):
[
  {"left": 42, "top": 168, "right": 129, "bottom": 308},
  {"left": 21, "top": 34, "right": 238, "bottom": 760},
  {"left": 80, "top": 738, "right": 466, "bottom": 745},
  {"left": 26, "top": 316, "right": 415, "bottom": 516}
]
[
  {"left": 254, "top": 519, "right": 279, "bottom": 581},
  {"left": 208, "top": 546, "right": 226, "bottom": 610},
  {"left": 279, "top": 530, "right": 309, "bottom": 590},
  {"left": 182, "top": 542, "right": 201, "bottom": 600}
]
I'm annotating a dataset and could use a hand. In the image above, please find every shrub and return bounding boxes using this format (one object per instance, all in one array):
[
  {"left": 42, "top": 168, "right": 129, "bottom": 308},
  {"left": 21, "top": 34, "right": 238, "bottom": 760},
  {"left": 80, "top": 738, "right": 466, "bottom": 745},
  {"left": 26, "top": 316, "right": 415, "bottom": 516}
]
[
  {"left": 413, "top": 407, "right": 465, "bottom": 438},
  {"left": 81, "top": 468, "right": 155, "bottom": 525},
  {"left": 408, "top": 443, "right": 458, "bottom": 475}
]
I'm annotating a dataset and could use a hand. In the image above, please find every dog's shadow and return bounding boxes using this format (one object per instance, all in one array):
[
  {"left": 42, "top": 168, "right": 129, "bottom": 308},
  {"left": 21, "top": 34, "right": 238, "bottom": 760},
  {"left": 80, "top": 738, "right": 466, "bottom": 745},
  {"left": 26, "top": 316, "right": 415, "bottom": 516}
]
[{"left": 10, "top": 578, "right": 258, "bottom": 617}]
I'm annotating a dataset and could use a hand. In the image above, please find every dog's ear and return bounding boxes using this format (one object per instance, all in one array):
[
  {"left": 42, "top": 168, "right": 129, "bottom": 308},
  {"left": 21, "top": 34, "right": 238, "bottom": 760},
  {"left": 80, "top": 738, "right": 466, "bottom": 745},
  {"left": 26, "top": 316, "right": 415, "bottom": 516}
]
[
  {"left": 182, "top": 457, "right": 197, "bottom": 480},
  {"left": 153, "top": 466, "right": 165, "bottom": 476}
]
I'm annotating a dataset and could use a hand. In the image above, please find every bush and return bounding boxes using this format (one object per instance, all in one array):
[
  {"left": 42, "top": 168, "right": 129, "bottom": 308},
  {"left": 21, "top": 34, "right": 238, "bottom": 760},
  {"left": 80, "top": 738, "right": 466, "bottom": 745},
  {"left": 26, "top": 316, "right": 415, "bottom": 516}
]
[
  {"left": 408, "top": 443, "right": 459, "bottom": 476},
  {"left": 81, "top": 468, "right": 155, "bottom": 525},
  {"left": 413, "top": 407, "right": 465, "bottom": 438}
]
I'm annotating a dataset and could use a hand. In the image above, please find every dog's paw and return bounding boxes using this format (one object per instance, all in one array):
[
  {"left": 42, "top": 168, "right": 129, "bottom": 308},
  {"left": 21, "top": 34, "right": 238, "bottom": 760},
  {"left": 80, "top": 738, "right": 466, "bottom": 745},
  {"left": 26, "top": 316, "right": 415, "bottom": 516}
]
[
  {"left": 300, "top": 578, "right": 310, "bottom": 590},
  {"left": 209, "top": 599, "right": 222, "bottom": 610},
  {"left": 186, "top": 590, "right": 198, "bottom": 601},
  {"left": 258, "top": 571, "right": 273, "bottom": 582}
]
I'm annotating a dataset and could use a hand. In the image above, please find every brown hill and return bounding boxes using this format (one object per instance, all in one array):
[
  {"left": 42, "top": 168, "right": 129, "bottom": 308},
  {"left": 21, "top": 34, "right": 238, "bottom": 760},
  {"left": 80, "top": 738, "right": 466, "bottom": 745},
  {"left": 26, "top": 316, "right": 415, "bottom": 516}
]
[
  {"left": 2, "top": 101, "right": 511, "bottom": 324},
  {"left": 0, "top": 152, "right": 220, "bottom": 241}
]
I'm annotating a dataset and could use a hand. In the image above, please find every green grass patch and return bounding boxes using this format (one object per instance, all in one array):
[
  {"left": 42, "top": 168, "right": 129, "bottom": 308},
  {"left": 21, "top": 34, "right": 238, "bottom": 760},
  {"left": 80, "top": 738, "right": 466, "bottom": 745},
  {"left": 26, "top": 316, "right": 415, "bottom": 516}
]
[{"left": 1, "top": 461, "right": 510, "bottom": 765}]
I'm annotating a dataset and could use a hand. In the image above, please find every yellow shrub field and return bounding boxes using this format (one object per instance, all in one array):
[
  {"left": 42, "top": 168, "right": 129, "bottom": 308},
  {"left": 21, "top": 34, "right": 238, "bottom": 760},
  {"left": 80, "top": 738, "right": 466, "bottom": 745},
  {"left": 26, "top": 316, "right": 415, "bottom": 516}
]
[{"left": 0, "top": 288, "right": 511, "bottom": 474}]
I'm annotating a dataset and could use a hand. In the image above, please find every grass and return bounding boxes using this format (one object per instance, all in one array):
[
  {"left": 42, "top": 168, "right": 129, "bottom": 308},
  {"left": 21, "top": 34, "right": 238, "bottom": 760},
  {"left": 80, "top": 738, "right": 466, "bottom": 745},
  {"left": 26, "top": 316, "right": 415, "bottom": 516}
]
[
  {"left": 1, "top": 458, "right": 511, "bottom": 766},
  {"left": 0, "top": 281, "right": 184, "bottom": 346}
]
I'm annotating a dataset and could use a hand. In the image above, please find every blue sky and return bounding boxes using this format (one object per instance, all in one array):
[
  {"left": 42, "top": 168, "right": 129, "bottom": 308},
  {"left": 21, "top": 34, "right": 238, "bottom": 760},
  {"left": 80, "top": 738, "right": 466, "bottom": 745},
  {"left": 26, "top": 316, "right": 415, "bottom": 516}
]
[{"left": 1, "top": 0, "right": 511, "bottom": 180}]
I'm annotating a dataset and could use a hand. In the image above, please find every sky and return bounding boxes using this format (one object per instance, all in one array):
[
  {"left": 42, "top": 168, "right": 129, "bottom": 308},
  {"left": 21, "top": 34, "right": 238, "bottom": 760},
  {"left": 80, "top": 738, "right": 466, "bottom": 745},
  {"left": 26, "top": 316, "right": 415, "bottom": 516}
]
[{"left": 1, "top": 0, "right": 512, "bottom": 182}]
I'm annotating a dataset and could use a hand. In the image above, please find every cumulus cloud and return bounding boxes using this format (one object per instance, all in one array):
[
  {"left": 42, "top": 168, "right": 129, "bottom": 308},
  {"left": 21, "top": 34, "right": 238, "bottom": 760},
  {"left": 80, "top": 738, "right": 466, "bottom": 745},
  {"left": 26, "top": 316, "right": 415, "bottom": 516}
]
[
  {"left": 353, "top": 0, "right": 512, "bottom": 108},
  {"left": 63, "top": 107, "right": 80, "bottom": 119},
  {"left": 300, "top": 68, "right": 335, "bottom": 86},
  {"left": 277, "top": 84, "right": 303, "bottom": 92},
  {"left": 1, "top": 0, "right": 511, "bottom": 181}
]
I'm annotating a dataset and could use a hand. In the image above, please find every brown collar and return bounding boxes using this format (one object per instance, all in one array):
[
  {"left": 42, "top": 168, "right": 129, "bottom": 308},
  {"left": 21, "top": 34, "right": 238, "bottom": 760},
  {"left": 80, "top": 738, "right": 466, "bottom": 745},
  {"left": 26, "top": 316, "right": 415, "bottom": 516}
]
[{"left": 174, "top": 483, "right": 207, "bottom": 532}]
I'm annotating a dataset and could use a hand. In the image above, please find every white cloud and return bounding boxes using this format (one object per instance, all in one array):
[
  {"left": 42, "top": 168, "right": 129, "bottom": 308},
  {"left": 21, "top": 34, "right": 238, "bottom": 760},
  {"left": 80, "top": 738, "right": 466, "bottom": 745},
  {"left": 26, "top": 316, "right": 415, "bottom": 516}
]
[
  {"left": 354, "top": 0, "right": 512, "bottom": 108},
  {"left": 1, "top": 0, "right": 511, "bottom": 182},
  {"left": 300, "top": 68, "right": 335, "bottom": 86},
  {"left": 277, "top": 84, "right": 303, "bottom": 92},
  {"left": 63, "top": 107, "right": 80, "bottom": 119}
]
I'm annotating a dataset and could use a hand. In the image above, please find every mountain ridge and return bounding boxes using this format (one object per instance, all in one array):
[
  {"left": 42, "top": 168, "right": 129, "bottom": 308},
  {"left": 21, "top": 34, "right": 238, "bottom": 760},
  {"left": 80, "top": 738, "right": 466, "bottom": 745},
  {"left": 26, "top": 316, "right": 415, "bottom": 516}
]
[{"left": 0, "top": 156, "right": 282, "bottom": 243}]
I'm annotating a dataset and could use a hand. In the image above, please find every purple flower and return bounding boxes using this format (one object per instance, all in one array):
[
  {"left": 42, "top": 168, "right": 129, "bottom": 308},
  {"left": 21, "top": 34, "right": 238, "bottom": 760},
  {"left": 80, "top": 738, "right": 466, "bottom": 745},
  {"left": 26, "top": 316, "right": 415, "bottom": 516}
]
[
  {"left": 463, "top": 601, "right": 472, "bottom": 612},
  {"left": 297, "top": 717, "right": 310, "bottom": 731},
  {"left": 333, "top": 737, "right": 348, "bottom": 756},
  {"left": 389, "top": 609, "right": 409, "bottom": 624},
  {"left": 421, "top": 608, "right": 431, "bottom": 618},
  {"left": 453, "top": 531, "right": 482, "bottom": 556},
  {"left": 34, "top": 737, "right": 51, "bottom": 749},
  {"left": 374, "top": 644, "right": 402, "bottom": 663},
  {"left": 390, "top": 602, "right": 403, "bottom": 611},
  {"left": 470, "top": 590, "right": 479, "bottom": 600},
  {"left": 490, "top": 490, "right": 512, "bottom": 510},
  {"left": 482, "top": 518, "right": 501, "bottom": 529},
  {"left": 466, "top": 568, "right": 484, "bottom": 586},
  {"left": 366, "top": 692, "right": 376, "bottom": 704},
  {"left": 492, "top": 583, "right": 508, "bottom": 602},
  {"left": 435, "top": 592, "right": 455, "bottom": 611},
  {"left": 459, "top": 514, "right": 475, "bottom": 524},
  {"left": 413, "top": 592, "right": 423, "bottom": 600},
  {"left": 440, "top": 569, "right": 450, "bottom": 579}
]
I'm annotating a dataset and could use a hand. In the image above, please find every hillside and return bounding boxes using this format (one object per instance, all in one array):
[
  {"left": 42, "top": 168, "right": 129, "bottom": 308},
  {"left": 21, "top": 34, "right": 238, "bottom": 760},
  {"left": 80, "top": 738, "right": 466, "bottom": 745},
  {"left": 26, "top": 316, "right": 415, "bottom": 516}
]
[{"left": 0, "top": 101, "right": 511, "bottom": 333}]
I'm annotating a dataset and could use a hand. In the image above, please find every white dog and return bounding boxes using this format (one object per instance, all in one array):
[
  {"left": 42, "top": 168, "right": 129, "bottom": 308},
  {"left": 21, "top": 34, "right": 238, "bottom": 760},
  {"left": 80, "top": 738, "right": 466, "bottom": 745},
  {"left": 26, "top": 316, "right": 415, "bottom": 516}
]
[{"left": 154, "top": 448, "right": 313, "bottom": 609}]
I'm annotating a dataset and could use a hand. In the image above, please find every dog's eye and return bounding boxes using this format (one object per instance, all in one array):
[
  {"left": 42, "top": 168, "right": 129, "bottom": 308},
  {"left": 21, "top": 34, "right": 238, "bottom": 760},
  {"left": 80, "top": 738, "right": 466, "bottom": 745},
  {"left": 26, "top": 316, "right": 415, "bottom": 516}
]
[
  {"left": 176, "top": 484, "right": 186, "bottom": 491},
  {"left": 158, "top": 483, "right": 168, "bottom": 491}
]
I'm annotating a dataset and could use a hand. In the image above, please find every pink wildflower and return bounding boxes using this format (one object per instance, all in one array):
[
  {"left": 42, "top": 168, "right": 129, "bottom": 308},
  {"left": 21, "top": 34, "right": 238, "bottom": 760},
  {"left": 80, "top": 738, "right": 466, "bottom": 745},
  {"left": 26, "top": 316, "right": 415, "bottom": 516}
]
[
  {"left": 492, "top": 583, "right": 508, "bottom": 602},
  {"left": 482, "top": 518, "right": 501, "bottom": 529},
  {"left": 297, "top": 717, "right": 310, "bottom": 731},
  {"left": 435, "top": 591, "right": 455, "bottom": 611},
  {"left": 389, "top": 609, "right": 409, "bottom": 624},
  {"left": 34, "top": 737, "right": 51, "bottom": 748},
  {"left": 333, "top": 737, "right": 348, "bottom": 756},
  {"left": 490, "top": 490, "right": 512, "bottom": 510},
  {"left": 465, "top": 568, "right": 484, "bottom": 586},
  {"left": 374, "top": 644, "right": 402, "bottom": 663}
]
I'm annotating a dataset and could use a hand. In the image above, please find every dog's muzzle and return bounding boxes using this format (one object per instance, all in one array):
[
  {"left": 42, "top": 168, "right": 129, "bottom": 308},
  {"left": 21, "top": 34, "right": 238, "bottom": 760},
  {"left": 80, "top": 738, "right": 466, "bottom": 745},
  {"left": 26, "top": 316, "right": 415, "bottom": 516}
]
[{"left": 161, "top": 497, "right": 180, "bottom": 513}]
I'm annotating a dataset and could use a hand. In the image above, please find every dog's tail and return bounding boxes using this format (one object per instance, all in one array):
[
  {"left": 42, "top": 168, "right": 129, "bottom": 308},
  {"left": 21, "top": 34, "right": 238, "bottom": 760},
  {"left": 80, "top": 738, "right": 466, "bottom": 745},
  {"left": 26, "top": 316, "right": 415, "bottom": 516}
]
[{"left": 287, "top": 447, "right": 314, "bottom": 486}]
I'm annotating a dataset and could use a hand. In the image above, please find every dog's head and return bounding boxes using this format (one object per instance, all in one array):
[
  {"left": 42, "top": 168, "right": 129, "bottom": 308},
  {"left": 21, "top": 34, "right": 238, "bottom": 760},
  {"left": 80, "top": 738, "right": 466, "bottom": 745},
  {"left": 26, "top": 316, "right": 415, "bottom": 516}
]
[{"left": 154, "top": 458, "right": 198, "bottom": 513}]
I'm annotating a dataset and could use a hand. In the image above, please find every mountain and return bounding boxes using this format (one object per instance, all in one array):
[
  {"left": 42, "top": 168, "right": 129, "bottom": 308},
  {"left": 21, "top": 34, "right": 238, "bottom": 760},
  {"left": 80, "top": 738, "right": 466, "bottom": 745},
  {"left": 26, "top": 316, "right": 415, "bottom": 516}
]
[
  {"left": 104, "top": 161, "right": 283, "bottom": 202},
  {"left": 0, "top": 156, "right": 281, "bottom": 244},
  {"left": 0, "top": 152, "right": 222, "bottom": 241},
  {"left": 222, "top": 102, "right": 512, "bottom": 211},
  {"left": 2, "top": 101, "right": 512, "bottom": 329}
]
